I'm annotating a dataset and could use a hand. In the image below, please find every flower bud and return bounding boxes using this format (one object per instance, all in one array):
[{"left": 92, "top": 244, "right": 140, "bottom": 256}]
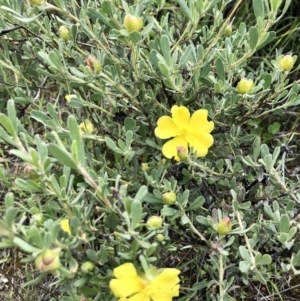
[
  {"left": 217, "top": 217, "right": 232, "bottom": 235},
  {"left": 162, "top": 192, "right": 176, "bottom": 205},
  {"left": 65, "top": 94, "right": 77, "bottom": 102},
  {"left": 236, "top": 78, "right": 254, "bottom": 94},
  {"left": 279, "top": 55, "right": 294, "bottom": 71},
  {"left": 176, "top": 146, "right": 188, "bottom": 161},
  {"left": 85, "top": 55, "right": 101, "bottom": 74},
  {"left": 32, "top": 213, "right": 44, "bottom": 225},
  {"left": 124, "top": 14, "right": 143, "bottom": 32},
  {"left": 80, "top": 119, "right": 94, "bottom": 134},
  {"left": 81, "top": 261, "right": 94, "bottom": 273},
  {"left": 224, "top": 24, "right": 232, "bottom": 36},
  {"left": 60, "top": 219, "right": 71, "bottom": 235},
  {"left": 35, "top": 250, "right": 60, "bottom": 273},
  {"left": 147, "top": 216, "right": 163, "bottom": 228},
  {"left": 156, "top": 234, "right": 165, "bottom": 242},
  {"left": 141, "top": 163, "right": 149, "bottom": 171},
  {"left": 29, "top": 0, "right": 45, "bottom": 6},
  {"left": 58, "top": 26, "right": 69, "bottom": 42}
]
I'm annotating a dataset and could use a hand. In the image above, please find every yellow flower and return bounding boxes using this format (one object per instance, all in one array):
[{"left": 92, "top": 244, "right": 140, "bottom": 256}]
[
  {"left": 60, "top": 219, "right": 71, "bottom": 235},
  {"left": 65, "top": 94, "right": 77, "bottom": 102},
  {"left": 109, "top": 263, "right": 180, "bottom": 301},
  {"left": 154, "top": 105, "right": 214, "bottom": 161},
  {"left": 80, "top": 119, "right": 94, "bottom": 134}
]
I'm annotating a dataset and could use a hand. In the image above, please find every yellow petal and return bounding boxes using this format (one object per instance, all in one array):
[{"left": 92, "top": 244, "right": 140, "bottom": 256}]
[
  {"left": 109, "top": 278, "right": 143, "bottom": 298},
  {"left": 80, "top": 119, "right": 94, "bottom": 134},
  {"left": 152, "top": 268, "right": 180, "bottom": 290},
  {"left": 155, "top": 116, "right": 180, "bottom": 139},
  {"left": 162, "top": 136, "right": 188, "bottom": 161},
  {"left": 128, "top": 292, "right": 150, "bottom": 301},
  {"left": 60, "top": 219, "right": 71, "bottom": 235},
  {"left": 150, "top": 290, "right": 174, "bottom": 301},
  {"left": 171, "top": 106, "right": 190, "bottom": 130},
  {"left": 113, "top": 263, "right": 138, "bottom": 278},
  {"left": 186, "top": 132, "right": 214, "bottom": 157},
  {"left": 187, "top": 109, "right": 214, "bottom": 133}
]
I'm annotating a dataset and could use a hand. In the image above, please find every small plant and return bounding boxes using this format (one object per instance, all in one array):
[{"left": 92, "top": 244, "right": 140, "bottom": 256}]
[{"left": 0, "top": 0, "right": 299, "bottom": 301}]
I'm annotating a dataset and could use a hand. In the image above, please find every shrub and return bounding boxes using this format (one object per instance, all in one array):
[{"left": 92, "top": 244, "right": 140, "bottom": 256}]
[{"left": 0, "top": 0, "right": 299, "bottom": 300}]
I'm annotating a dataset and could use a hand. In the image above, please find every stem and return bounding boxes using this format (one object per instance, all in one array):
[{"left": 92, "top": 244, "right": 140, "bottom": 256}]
[
  {"left": 235, "top": 210, "right": 256, "bottom": 269},
  {"left": 219, "top": 254, "right": 224, "bottom": 301}
]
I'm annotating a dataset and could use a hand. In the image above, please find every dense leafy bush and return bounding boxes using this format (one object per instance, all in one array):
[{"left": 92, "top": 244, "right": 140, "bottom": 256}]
[{"left": 0, "top": 0, "right": 299, "bottom": 300}]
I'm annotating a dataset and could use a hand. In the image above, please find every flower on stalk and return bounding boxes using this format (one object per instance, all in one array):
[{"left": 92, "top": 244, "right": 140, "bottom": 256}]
[
  {"left": 124, "top": 14, "right": 143, "bottom": 32},
  {"left": 35, "top": 250, "right": 60, "bottom": 273},
  {"left": 109, "top": 262, "right": 180, "bottom": 301},
  {"left": 236, "top": 78, "right": 254, "bottom": 94},
  {"left": 176, "top": 146, "right": 188, "bottom": 161},
  {"left": 154, "top": 105, "right": 214, "bottom": 161},
  {"left": 80, "top": 119, "right": 94, "bottom": 134},
  {"left": 60, "top": 219, "right": 71, "bottom": 235},
  {"left": 217, "top": 217, "right": 232, "bottom": 235},
  {"left": 279, "top": 55, "right": 294, "bottom": 71}
]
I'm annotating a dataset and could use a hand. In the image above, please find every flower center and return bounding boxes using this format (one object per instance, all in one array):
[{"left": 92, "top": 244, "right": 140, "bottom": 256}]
[
  {"left": 180, "top": 128, "right": 188, "bottom": 137},
  {"left": 143, "top": 284, "right": 154, "bottom": 295}
]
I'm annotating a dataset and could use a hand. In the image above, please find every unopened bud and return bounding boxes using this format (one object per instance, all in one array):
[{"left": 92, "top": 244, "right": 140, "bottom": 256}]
[
  {"left": 29, "top": 0, "right": 45, "bottom": 6},
  {"left": 80, "top": 119, "right": 94, "bottom": 134},
  {"left": 85, "top": 55, "right": 101, "bottom": 74},
  {"left": 141, "top": 163, "right": 149, "bottom": 171},
  {"left": 236, "top": 78, "right": 254, "bottom": 94},
  {"left": 58, "top": 26, "right": 69, "bottom": 42},
  {"left": 124, "top": 14, "right": 143, "bottom": 32},
  {"left": 156, "top": 234, "right": 165, "bottom": 242},
  {"left": 35, "top": 250, "right": 60, "bottom": 273},
  {"left": 81, "top": 261, "right": 94, "bottom": 273},
  {"left": 147, "top": 216, "right": 163, "bottom": 228},
  {"left": 217, "top": 217, "right": 232, "bottom": 235},
  {"left": 176, "top": 146, "right": 188, "bottom": 161},
  {"left": 279, "top": 55, "right": 294, "bottom": 71},
  {"left": 224, "top": 24, "right": 232, "bottom": 36},
  {"left": 162, "top": 192, "right": 176, "bottom": 205},
  {"left": 65, "top": 94, "right": 77, "bottom": 102},
  {"left": 32, "top": 213, "right": 44, "bottom": 225}
]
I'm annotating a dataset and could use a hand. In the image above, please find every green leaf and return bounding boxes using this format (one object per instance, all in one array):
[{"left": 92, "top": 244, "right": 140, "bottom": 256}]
[
  {"left": 128, "top": 31, "right": 142, "bottom": 43},
  {"left": 161, "top": 206, "right": 178, "bottom": 217},
  {"left": 239, "top": 246, "right": 251, "bottom": 262},
  {"left": 124, "top": 118, "right": 136, "bottom": 132},
  {"left": 28, "top": 227, "right": 44, "bottom": 249},
  {"left": 48, "top": 144, "right": 78, "bottom": 170},
  {"left": 177, "top": 0, "right": 192, "bottom": 21},
  {"left": 160, "top": 35, "right": 171, "bottom": 66},
  {"left": 249, "top": 26, "right": 259, "bottom": 50},
  {"left": 215, "top": 58, "right": 225, "bottom": 82},
  {"left": 279, "top": 214, "right": 290, "bottom": 233},
  {"left": 186, "top": 196, "right": 205, "bottom": 211},
  {"left": 105, "top": 137, "right": 118, "bottom": 151},
  {"left": 130, "top": 199, "right": 142, "bottom": 230},
  {"left": 239, "top": 260, "right": 251, "bottom": 273},
  {"left": 134, "top": 186, "right": 148, "bottom": 202},
  {"left": 9, "top": 150, "right": 33, "bottom": 163},
  {"left": 252, "top": 0, "right": 264, "bottom": 20},
  {"left": 13, "top": 237, "right": 40, "bottom": 253},
  {"left": 7, "top": 99, "right": 17, "bottom": 133},
  {"left": 87, "top": 8, "right": 113, "bottom": 28},
  {"left": 15, "top": 179, "right": 42, "bottom": 192},
  {"left": 259, "top": 254, "right": 272, "bottom": 265},
  {"left": 68, "top": 116, "right": 85, "bottom": 167},
  {"left": 0, "top": 114, "right": 17, "bottom": 138},
  {"left": 178, "top": 45, "right": 192, "bottom": 69}
]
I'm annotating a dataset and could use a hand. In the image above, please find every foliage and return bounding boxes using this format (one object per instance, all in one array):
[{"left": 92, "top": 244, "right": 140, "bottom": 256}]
[{"left": 0, "top": 0, "right": 299, "bottom": 301}]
